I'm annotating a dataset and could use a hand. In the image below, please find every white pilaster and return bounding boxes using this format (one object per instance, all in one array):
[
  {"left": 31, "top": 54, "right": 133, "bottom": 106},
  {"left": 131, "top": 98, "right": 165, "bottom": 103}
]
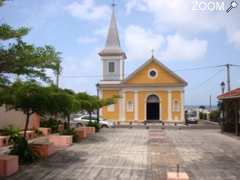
[
  {"left": 120, "top": 91, "right": 126, "bottom": 122},
  {"left": 134, "top": 91, "right": 139, "bottom": 121},
  {"left": 168, "top": 90, "right": 172, "bottom": 121},
  {"left": 181, "top": 91, "right": 185, "bottom": 122}
]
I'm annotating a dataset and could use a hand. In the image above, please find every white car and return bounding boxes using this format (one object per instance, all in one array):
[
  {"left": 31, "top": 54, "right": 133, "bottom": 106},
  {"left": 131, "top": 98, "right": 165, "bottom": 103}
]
[{"left": 71, "top": 115, "right": 113, "bottom": 128}]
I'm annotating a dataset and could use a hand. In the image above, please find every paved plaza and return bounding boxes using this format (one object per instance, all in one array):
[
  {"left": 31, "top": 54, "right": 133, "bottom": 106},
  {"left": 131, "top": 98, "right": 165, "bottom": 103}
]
[{"left": 3, "top": 122, "right": 240, "bottom": 180}]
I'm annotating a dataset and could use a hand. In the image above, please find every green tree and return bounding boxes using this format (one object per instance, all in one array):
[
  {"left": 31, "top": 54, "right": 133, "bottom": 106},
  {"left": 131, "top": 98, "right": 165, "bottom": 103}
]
[
  {"left": 0, "top": 81, "right": 50, "bottom": 138},
  {"left": 47, "top": 88, "right": 80, "bottom": 127},
  {"left": 76, "top": 92, "right": 118, "bottom": 122},
  {"left": 0, "top": 3, "right": 61, "bottom": 86}
]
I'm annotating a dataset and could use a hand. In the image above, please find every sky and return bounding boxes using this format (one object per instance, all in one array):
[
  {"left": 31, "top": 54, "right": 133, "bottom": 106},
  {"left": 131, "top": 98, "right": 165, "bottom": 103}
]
[{"left": 0, "top": 0, "right": 240, "bottom": 106}]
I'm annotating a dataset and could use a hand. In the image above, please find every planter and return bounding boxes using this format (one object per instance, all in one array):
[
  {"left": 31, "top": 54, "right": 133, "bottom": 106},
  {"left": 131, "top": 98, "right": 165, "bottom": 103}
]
[
  {"left": 0, "top": 136, "right": 9, "bottom": 147},
  {"left": 20, "top": 130, "right": 34, "bottom": 140},
  {"left": 0, "top": 155, "right": 19, "bottom": 177},
  {"left": 48, "top": 135, "right": 72, "bottom": 147},
  {"left": 86, "top": 127, "right": 95, "bottom": 136},
  {"left": 38, "top": 128, "right": 51, "bottom": 136},
  {"left": 167, "top": 172, "right": 189, "bottom": 180},
  {"left": 58, "top": 124, "right": 64, "bottom": 132},
  {"left": 30, "top": 143, "right": 56, "bottom": 158},
  {"left": 75, "top": 128, "right": 87, "bottom": 140}
]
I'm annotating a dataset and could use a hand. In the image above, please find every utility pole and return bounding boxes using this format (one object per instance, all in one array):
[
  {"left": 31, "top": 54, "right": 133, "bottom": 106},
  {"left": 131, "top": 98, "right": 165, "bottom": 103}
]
[
  {"left": 226, "top": 64, "right": 231, "bottom": 92},
  {"left": 56, "top": 62, "right": 60, "bottom": 88},
  {"left": 209, "top": 95, "right": 212, "bottom": 111},
  {"left": 56, "top": 72, "right": 59, "bottom": 88}
]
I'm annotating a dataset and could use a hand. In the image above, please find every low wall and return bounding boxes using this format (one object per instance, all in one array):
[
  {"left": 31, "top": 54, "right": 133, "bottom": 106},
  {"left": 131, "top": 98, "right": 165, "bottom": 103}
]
[{"left": 0, "top": 106, "right": 38, "bottom": 130}]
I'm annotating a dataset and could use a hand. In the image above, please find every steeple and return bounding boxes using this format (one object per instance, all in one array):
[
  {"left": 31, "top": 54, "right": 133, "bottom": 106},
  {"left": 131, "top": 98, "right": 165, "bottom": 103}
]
[{"left": 99, "top": 2, "right": 126, "bottom": 58}]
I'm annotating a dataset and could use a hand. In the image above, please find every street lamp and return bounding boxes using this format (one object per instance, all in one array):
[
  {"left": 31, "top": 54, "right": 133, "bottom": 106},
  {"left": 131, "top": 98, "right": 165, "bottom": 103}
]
[
  {"left": 96, "top": 83, "right": 100, "bottom": 123},
  {"left": 221, "top": 81, "right": 225, "bottom": 94}
]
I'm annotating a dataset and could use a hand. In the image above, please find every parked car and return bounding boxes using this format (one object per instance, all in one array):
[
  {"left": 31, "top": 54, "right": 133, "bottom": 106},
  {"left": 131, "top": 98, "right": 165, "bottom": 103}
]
[
  {"left": 71, "top": 115, "right": 114, "bottom": 128},
  {"left": 186, "top": 113, "right": 198, "bottom": 124}
]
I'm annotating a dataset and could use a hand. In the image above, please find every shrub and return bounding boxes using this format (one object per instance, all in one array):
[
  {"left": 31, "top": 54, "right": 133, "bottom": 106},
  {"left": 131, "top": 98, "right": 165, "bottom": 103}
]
[
  {"left": 40, "top": 118, "right": 60, "bottom": 133},
  {"left": 87, "top": 121, "right": 100, "bottom": 132},
  {"left": 2, "top": 125, "right": 21, "bottom": 144},
  {"left": 9, "top": 137, "right": 39, "bottom": 164},
  {"left": 199, "top": 112, "right": 207, "bottom": 120},
  {"left": 209, "top": 110, "right": 220, "bottom": 121},
  {"left": 60, "top": 128, "right": 79, "bottom": 142},
  {"left": 34, "top": 129, "right": 43, "bottom": 137}
]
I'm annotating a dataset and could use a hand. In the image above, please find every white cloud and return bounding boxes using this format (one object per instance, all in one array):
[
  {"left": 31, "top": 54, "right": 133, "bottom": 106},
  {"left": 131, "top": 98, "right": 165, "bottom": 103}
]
[
  {"left": 228, "top": 30, "right": 240, "bottom": 48},
  {"left": 77, "top": 36, "right": 98, "bottom": 44},
  {"left": 124, "top": 25, "right": 207, "bottom": 61},
  {"left": 161, "top": 34, "right": 208, "bottom": 61},
  {"left": 124, "top": 25, "right": 164, "bottom": 60},
  {"left": 65, "top": 0, "right": 111, "bottom": 21},
  {"left": 125, "top": 0, "right": 240, "bottom": 47}
]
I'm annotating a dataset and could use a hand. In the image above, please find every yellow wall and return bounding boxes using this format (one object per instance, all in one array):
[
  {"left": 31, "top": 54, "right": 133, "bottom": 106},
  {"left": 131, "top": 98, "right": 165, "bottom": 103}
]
[
  {"left": 101, "top": 90, "right": 119, "bottom": 121},
  {"left": 137, "top": 91, "right": 168, "bottom": 122},
  {"left": 127, "top": 61, "right": 180, "bottom": 84},
  {"left": 125, "top": 91, "right": 134, "bottom": 122},
  {"left": 157, "top": 91, "right": 168, "bottom": 121},
  {"left": 172, "top": 91, "right": 181, "bottom": 121},
  {"left": 138, "top": 91, "right": 146, "bottom": 122},
  {"left": 101, "top": 89, "right": 183, "bottom": 122}
]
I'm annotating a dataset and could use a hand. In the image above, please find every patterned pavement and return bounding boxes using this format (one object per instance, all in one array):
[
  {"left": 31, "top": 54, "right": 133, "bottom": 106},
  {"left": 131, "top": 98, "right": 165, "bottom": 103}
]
[{"left": 3, "top": 122, "right": 240, "bottom": 180}]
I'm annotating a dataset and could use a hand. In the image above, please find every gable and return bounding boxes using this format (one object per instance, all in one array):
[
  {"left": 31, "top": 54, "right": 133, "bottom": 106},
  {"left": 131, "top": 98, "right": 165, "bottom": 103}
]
[{"left": 124, "top": 58, "right": 187, "bottom": 85}]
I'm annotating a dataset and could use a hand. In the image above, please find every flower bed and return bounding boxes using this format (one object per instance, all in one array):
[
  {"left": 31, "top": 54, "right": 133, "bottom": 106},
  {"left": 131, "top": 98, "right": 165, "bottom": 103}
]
[
  {"left": 30, "top": 142, "right": 56, "bottom": 158},
  {"left": 38, "top": 128, "right": 51, "bottom": 136},
  {"left": 48, "top": 135, "right": 72, "bottom": 147}
]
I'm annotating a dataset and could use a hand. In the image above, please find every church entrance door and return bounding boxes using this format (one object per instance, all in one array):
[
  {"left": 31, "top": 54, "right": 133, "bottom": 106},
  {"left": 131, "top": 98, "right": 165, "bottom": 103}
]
[{"left": 146, "top": 95, "right": 160, "bottom": 121}]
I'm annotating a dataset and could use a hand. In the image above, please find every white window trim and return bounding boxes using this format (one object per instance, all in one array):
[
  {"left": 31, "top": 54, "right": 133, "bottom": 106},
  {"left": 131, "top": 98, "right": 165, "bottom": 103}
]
[
  {"left": 172, "top": 99, "right": 180, "bottom": 112},
  {"left": 148, "top": 68, "right": 158, "bottom": 79},
  {"left": 127, "top": 100, "right": 134, "bottom": 112},
  {"left": 107, "top": 104, "right": 115, "bottom": 112}
]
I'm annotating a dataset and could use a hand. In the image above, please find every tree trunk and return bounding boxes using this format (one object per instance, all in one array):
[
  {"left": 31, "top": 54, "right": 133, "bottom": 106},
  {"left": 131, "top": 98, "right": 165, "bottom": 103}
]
[
  {"left": 24, "top": 112, "right": 30, "bottom": 138},
  {"left": 67, "top": 114, "right": 70, "bottom": 128},
  {"left": 89, "top": 111, "right": 92, "bottom": 122}
]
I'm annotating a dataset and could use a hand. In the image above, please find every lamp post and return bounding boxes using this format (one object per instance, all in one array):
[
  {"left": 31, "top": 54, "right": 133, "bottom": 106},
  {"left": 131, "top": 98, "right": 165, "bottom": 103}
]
[
  {"left": 221, "top": 81, "right": 225, "bottom": 94},
  {"left": 96, "top": 83, "right": 100, "bottom": 123}
]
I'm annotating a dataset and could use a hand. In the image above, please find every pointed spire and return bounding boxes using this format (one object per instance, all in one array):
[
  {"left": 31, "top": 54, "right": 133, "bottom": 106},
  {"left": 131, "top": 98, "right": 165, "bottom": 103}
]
[
  {"left": 105, "top": 2, "right": 120, "bottom": 48},
  {"left": 99, "top": 1, "right": 126, "bottom": 58}
]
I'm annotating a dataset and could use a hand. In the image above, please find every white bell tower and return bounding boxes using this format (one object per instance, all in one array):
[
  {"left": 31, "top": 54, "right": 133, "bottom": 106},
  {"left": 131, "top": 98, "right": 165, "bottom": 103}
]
[{"left": 98, "top": 2, "right": 126, "bottom": 83}]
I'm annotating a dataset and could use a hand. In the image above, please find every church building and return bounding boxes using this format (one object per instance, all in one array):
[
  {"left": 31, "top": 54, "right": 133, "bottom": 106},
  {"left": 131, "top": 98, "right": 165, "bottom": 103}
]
[{"left": 98, "top": 6, "right": 187, "bottom": 123}]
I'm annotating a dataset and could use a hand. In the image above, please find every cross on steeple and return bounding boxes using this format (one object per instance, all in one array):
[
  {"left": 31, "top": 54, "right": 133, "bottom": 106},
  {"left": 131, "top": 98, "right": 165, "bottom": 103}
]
[{"left": 112, "top": 0, "right": 116, "bottom": 8}]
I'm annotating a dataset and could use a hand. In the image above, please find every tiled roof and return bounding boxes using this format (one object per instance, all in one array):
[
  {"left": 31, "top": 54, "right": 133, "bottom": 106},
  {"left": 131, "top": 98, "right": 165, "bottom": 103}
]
[{"left": 217, "top": 88, "right": 240, "bottom": 99}]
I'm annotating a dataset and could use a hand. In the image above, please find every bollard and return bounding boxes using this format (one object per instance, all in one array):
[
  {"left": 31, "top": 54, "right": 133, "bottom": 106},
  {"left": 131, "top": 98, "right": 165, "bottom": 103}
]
[
  {"left": 129, "top": 122, "right": 133, "bottom": 129},
  {"left": 177, "top": 164, "right": 180, "bottom": 177},
  {"left": 117, "top": 121, "right": 120, "bottom": 128},
  {"left": 162, "top": 122, "right": 165, "bottom": 129}
]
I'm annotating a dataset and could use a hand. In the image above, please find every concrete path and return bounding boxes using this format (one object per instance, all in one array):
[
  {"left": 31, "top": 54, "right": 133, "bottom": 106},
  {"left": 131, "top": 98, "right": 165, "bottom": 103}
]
[{"left": 3, "top": 124, "right": 240, "bottom": 180}]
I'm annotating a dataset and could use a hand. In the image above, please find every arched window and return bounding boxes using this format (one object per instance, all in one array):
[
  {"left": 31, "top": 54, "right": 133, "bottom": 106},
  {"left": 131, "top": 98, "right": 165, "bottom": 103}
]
[
  {"left": 173, "top": 100, "right": 180, "bottom": 112},
  {"left": 147, "top": 95, "right": 159, "bottom": 103},
  {"left": 127, "top": 101, "right": 134, "bottom": 112}
]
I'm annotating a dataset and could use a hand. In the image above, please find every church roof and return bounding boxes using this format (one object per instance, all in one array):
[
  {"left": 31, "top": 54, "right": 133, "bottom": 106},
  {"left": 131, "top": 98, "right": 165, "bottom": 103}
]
[
  {"left": 123, "top": 56, "right": 188, "bottom": 86},
  {"left": 99, "top": 6, "right": 126, "bottom": 58}
]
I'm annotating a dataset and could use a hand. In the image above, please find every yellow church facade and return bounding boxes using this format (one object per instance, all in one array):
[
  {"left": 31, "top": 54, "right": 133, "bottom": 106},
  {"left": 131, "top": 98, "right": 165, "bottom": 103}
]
[{"left": 98, "top": 7, "right": 187, "bottom": 123}]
